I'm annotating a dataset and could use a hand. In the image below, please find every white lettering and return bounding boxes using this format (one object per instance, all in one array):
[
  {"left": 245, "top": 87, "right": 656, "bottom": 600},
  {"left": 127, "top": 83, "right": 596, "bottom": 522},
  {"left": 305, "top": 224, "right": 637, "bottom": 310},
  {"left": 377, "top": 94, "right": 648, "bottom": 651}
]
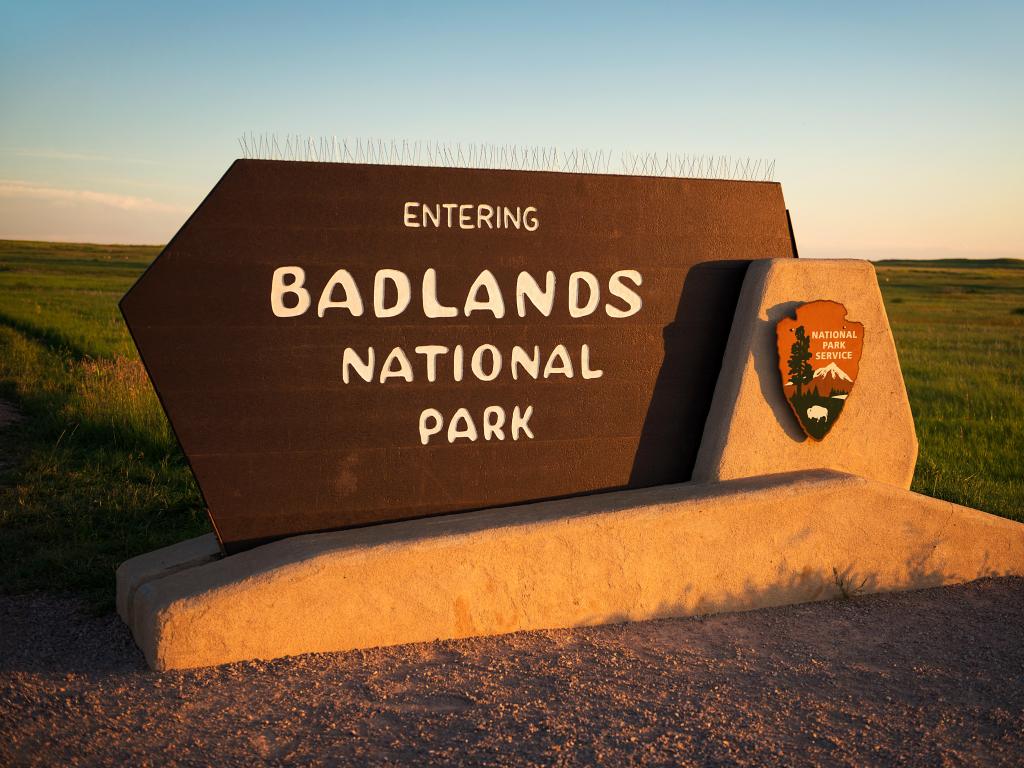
[
  {"left": 448, "top": 407, "right": 478, "bottom": 442},
  {"left": 511, "top": 405, "right": 534, "bottom": 440},
  {"left": 270, "top": 266, "right": 310, "bottom": 318},
  {"left": 453, "top": 344, "right": 464, "bottom": 381},
  {"left": 379, "top": 347, "right": 414, "bottom": 383},
  {"left": 442, "top": 203, "right": 458, "bottom": 227},
  {"left": 463, "top": 270, "right": 505, "bottom": 318},
  {"left": 403, "top": 202, "right": 420, "bottom": 228},
  {"left": 414, "top": 345, "right": 448, "bottom": 382},
  {"left": 523, "top": 206, "right": 539, "bottom": 231},
  {"left": 342, "top": 347, "right": 375, "bottom": 383},
  {"left": 408, "top": 203, "right": 539, "bottom": 231},
  {"left": 543, "top": 344, "right": 574, "bottom": 378},
  {"left": 581, "top": 344, "right": 603, "bottom": 379},
  {"left": 510, "top": 345, "right": 541, "bottom": 380},
  {"left": 516, "top": 271, "right": 555, "bottom": 317},
  {"left": 606, "top": 269, "right": 643, "bottom": 318},
  {"left": 421, "top": 268, "right": 457, "bottom": 318},
  {"left": 502, "top": 207, "right": 521, "bottom": 229},
  {"left": 317, "top": 269, "right": 363, "bottom": 317},
  {"left": 568, "top": 271, "right": 600, "bottom": 318},
  {"left": 419, "top": 408, "right": 443, "bottom": 445},
  {"left": 482, "top": 405, "right": 505, "bottom": 440},
  {"left": 471, "top": 344, "right": 502, "bottom": 381},
  {"left": 374, "top": 269, "right": 411, "bottom": 318}
]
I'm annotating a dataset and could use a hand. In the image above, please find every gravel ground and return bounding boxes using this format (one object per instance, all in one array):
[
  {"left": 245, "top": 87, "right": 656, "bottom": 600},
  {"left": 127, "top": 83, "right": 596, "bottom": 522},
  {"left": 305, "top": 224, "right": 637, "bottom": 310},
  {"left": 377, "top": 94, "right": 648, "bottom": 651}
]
[{"left": 1, "top": 577, "right": 1022, "bottom": 767}]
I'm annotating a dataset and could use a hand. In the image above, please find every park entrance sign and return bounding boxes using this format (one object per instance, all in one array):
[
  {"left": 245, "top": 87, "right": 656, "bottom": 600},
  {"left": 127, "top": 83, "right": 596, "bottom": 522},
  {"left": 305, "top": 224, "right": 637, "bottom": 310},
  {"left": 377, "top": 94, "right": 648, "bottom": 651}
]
[
  {"left": 121, "top": 160, "right": 796, "bottom": 553},
  {"left": 118, "top": 179, "right": 1024, "bottom": 673}
]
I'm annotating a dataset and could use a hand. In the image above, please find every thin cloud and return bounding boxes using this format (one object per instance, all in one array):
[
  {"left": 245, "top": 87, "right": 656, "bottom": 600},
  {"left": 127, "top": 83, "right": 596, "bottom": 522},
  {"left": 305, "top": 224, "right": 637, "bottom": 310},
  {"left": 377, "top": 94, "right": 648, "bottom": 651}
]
[
  {"left": 0, "top": 179, "right": 185, "bottom": 214},
  {"left": 8, "top": 148, "right": 164, "bottom": 165}
]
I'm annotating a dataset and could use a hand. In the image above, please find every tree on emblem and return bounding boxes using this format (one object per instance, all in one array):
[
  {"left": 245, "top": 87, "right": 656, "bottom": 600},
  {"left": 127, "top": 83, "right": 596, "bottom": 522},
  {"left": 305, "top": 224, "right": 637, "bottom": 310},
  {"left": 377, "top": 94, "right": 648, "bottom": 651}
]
[{"left": 787, "top": 325, "right": 814, "bottom": 396}]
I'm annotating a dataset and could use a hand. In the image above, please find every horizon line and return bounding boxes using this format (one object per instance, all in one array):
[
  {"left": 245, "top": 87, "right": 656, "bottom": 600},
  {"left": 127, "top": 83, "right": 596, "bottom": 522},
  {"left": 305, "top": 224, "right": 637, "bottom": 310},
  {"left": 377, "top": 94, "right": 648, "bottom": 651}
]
[{"left": 1, "top": 237, "right": 1021, "bottom": 263}]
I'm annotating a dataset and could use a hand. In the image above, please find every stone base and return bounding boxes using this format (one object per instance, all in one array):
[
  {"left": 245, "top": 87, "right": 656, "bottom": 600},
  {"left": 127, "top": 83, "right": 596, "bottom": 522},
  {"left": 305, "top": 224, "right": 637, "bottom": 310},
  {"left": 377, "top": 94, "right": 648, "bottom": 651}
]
[
  {"left": 694, "top": 259, "right": 918, "bottom": 487},
  {"left": 118, "top": 470, "right": 1024, "bottom": 671}
]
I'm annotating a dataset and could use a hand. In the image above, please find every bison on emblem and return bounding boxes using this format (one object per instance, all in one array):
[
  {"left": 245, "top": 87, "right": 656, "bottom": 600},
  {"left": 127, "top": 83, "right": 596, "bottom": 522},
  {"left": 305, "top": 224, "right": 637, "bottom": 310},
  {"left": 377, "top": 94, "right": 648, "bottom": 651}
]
[{"left": 806, "top": 405, "right": 829, "bottom": 423}]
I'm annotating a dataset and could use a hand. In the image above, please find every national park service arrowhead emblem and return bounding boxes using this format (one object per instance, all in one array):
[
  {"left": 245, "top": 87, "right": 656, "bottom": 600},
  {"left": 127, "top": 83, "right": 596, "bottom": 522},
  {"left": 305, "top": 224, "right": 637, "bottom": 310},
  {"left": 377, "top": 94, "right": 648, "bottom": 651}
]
[{"left": 776, "top": 301, "right": 864, "bottom": 441}]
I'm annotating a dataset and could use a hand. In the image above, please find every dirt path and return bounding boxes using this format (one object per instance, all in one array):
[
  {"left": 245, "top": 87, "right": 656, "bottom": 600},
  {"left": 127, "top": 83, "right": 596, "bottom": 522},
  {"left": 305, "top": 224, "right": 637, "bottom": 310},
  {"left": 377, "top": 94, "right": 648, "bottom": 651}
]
[{"left": 1, "top": 577, "right": 1022, "bottom": 767}]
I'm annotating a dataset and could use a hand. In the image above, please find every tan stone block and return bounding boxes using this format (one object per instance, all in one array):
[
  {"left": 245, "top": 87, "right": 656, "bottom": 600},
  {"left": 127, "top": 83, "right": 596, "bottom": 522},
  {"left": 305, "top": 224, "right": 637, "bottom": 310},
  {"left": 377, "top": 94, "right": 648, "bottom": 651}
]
[
  {"left": 693, "top": 259, "right": 917, "bottom": 487},
  {"left": 116, "top": 533, "right": 221, "bottom": 624},
  {"left": 125, "top": 471, "right": 1023, "bottom": 670}
]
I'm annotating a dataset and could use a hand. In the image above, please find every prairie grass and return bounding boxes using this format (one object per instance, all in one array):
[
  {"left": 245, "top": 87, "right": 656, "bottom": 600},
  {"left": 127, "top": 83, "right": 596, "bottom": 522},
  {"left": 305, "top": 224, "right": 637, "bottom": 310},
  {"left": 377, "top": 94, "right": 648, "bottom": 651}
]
[
  {"left": 0, "top": 240, "right": 1021, "bottom": 607},
  {"left": 0, "top": 241, "right": 205, "bottom": 606},
  {"left": 876, "top": 259, "right": 1024, "bottom": 520}
]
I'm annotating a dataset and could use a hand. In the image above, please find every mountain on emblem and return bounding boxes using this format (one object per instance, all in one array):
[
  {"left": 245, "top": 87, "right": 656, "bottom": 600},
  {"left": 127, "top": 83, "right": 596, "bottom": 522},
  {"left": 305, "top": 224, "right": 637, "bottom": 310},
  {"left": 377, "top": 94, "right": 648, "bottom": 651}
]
[
  {"left": 775, "top": 300, "right": 865, "bottom": 440},
  {"left": 812, "top": 362, "right": 852, "bottom": 382}
]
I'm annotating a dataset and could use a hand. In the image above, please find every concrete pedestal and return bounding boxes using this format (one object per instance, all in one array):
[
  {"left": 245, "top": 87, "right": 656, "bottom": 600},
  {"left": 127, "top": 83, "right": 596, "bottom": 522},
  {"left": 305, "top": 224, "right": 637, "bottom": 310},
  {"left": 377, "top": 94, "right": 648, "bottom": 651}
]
[
  {"left": 694, "top": 259, "right": 918, "bottom": 487},
  {"left": 119, "top": 470, "right": 1024, "bottom": 670}
]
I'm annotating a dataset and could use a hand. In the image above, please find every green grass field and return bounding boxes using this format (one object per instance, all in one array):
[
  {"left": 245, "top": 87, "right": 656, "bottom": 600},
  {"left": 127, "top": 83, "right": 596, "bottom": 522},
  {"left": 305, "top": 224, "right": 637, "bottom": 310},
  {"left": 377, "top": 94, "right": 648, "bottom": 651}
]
[
  {"left": 0, "top": 241, "right": 206, "bottom": 606},
  {"left": 876, "top": 259, "right": 1024, "bottom": 517},
  {"left": 0, "top": 240, "right": 1021, "bottom": 608}
]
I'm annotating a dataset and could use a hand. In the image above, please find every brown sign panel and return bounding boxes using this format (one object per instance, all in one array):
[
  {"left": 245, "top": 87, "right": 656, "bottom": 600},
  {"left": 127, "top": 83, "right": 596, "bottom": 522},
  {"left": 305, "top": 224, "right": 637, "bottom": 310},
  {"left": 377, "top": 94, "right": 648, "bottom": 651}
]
[
  {"left": 776, "top": 300, "right": 864, "bottom": 440},
  {"left": 121, "top": 160, "right": 796, "bottom": 553}
]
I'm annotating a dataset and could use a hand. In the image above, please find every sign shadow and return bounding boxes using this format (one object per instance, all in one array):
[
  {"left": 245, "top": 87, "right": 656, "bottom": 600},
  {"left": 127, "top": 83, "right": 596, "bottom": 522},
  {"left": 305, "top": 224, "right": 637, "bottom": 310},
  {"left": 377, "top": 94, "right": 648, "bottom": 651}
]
[
  {"left": 629, "top": 261, "right": 750, "bottom": 485},
  {"left": 759, "top": 302, "right": 808, "bottom": 442}
]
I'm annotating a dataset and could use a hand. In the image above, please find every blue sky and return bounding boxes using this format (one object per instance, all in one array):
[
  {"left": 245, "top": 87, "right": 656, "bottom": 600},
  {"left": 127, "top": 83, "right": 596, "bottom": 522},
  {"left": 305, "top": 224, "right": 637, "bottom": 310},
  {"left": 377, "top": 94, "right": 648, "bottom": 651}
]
[{"left": 1, "top": 1, "right": 1021, "bottom": 257}]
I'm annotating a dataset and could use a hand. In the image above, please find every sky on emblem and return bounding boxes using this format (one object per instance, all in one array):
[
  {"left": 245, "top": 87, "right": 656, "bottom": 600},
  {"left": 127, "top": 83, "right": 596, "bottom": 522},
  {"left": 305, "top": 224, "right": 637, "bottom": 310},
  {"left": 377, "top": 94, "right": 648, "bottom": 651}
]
[{"left": 0, "top": 1, "right": 1021, "bottom": 258}]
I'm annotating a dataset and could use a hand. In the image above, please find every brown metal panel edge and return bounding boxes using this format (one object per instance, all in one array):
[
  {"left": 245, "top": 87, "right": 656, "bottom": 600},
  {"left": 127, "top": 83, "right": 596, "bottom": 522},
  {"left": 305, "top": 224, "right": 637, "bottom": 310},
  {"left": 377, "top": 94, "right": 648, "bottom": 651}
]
[{"left": 119, "top": 161, "right": 244, "bottom": 557}]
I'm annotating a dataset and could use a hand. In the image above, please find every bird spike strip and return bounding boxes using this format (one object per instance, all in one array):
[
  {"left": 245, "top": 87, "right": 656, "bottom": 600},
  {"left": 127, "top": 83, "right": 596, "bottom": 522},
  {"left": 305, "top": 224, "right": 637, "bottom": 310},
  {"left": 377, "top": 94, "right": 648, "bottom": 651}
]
[{"left": 237, "top": 134, "right": 776, "bottom": 182}]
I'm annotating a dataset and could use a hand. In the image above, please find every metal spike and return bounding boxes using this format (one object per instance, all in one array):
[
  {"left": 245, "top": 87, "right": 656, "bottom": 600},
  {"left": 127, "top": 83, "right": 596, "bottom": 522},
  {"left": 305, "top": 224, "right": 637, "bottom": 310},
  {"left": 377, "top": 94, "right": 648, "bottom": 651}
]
[{"left": 234, "top": 134, "right": 776, "bottom": 181}]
